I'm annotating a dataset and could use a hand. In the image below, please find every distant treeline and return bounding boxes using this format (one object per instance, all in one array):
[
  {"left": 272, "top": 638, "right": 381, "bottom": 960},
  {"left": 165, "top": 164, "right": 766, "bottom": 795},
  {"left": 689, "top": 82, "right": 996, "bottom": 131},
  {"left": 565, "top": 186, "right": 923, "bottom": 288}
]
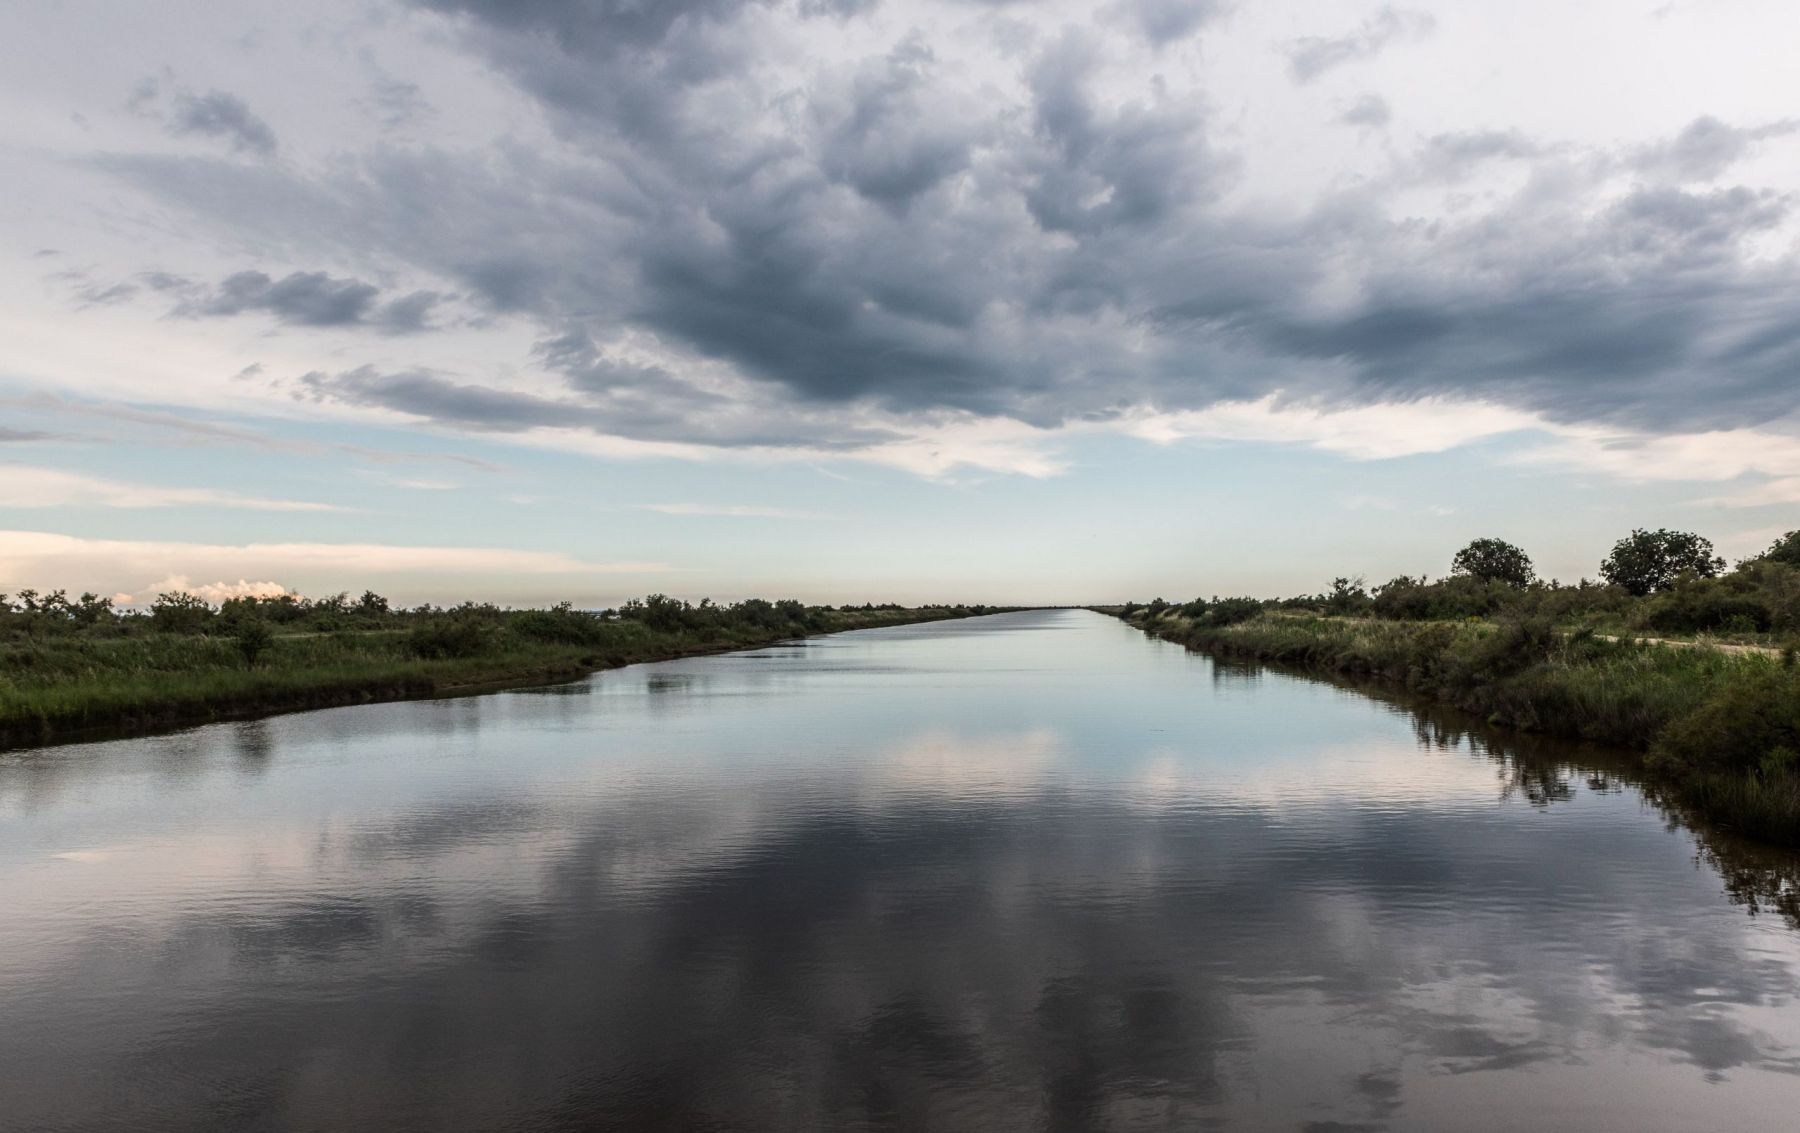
[
  {"left": 0, "top": 588, "right": 994, "bottom": 662},
  {"left": 1124, "top": 528, "right": 1800, "bottom": 639},
  {"left": 0, "top": 592, "right": 995, "bottom": 750}
]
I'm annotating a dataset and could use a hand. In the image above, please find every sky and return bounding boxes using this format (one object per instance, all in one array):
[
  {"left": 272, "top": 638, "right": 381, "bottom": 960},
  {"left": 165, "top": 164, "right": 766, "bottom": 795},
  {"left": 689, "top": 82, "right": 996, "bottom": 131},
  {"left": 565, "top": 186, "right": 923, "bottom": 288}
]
[{"left": 2, "top": 0, "right": 1798, "bottom": 607}]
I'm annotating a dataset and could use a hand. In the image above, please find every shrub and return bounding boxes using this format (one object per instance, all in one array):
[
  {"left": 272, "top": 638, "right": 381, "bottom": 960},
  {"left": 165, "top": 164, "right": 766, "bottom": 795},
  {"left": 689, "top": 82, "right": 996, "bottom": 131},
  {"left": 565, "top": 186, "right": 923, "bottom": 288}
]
[
  {"left": 233, "top": 620, "right": 274, "bottom": 667},
  {"left": 1323, "top": 577, "right": 1370, "bottom": 616},
  {"left": 1372, "top": 575, "right": 1512, "bottom": 621},
  {"left": 151, "top": 591, "right": 214, "bottom": 634},
  {"left": 1640, "top": 576, "right": 1773, "bottom": 634},
  {"left": 1206, "top": 597, "right": 1263, "bottom": 626},
  {"left": 1650, "top": 665, "right": 1800, "bottom": 778},
  {"left": 406, "top": 617, "right": 491, "bottom": 660},
  {"left": 510, "top": 603, "right": 607, "bottom": 646},
  {"left": 1468, "top": 616, "right": 1560, "bottom": 678}
]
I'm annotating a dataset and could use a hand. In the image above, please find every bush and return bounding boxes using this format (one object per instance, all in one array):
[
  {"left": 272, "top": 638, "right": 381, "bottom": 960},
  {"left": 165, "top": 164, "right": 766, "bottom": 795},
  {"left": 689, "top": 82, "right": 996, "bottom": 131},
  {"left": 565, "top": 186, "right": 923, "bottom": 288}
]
[
  {"left": 1371, "top": 575, "right": 1512, "bottom": 621},
  {"left": 1206, "top": 597, "right": 1263, "bottom": 626},
  {"left": 406, "top": 617, "right": 491, "bottom": 660},
  {"left": 1468, "top": 616, "right": 1560, "bottom": 678},
  {"left": 1650, "top": 665, "right": 1800, "bottom": 778},
  {"left": 233, "top": 620, "right": 274, "bottom": 667},
  {"left": 511, "top": 603, "right": 607, "bottom": 646},
  {"left": 151, "top": 592, "right": 214, "bottom": 634},
  {"left": 1324, "top": 577, "right": 1370, "bottom": 616},
  {"left": 1640, "top": 576, "right": 1774, "bottom": 634}
]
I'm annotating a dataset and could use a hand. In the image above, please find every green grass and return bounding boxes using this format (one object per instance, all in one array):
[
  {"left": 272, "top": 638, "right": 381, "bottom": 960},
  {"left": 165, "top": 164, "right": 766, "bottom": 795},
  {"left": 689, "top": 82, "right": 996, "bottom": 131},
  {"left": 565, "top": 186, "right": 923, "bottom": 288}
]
[
  {"left": 1122, "top": 610, "right": 1800, "bottom": 846},
  {"left": 0, "top": 606, "right": 978, "bottom": 750}
]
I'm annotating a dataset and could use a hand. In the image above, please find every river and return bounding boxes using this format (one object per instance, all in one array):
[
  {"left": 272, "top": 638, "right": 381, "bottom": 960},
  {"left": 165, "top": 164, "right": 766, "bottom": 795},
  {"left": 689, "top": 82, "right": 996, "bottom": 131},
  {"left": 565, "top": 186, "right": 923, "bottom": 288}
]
[{"left": 3, "top": 609, "right": 1799, "bottom": 1130}]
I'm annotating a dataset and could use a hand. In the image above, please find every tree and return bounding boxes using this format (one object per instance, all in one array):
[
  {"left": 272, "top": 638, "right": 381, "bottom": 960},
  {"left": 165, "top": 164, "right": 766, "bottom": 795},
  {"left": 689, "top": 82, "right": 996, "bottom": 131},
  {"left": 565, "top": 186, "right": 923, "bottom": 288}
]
[
  {"left": 1450, "top": 538, "right": 1535, "bottom": 587},
  {"left": 1760, "top": 530, "right": 1800, "bottom": 568},
  {"left": 151, "top": 591, "right": 214, "bottom": 634},
  {"left": 1600, "top": 528, "right": 1725, "bottom": 596},
  {"left": 1324, "top": 577, "right": 1369, "bottom": 615}
]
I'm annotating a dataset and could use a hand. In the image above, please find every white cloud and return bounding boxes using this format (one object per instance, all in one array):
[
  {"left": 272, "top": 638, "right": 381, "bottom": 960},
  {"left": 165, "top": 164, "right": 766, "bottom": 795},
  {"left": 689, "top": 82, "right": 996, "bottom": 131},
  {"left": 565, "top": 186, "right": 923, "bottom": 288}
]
[
  {"left": 637, "top": 503, "right": 837, "bottom": 520},
  {"left": 115, "top": 576, "right": 293, "bottom": 605},
  {"left": 0, "top": 465, "right": 345, "bottom": 512},
  {"left": 0, "top": 530, "right": 672, "bottom": 596},
  {"left": 1116, "top": 395, "right": 1545, "bottom": 460},
  {"left": 1513, "top": 420, "right": 1800, "bottom": 503}
]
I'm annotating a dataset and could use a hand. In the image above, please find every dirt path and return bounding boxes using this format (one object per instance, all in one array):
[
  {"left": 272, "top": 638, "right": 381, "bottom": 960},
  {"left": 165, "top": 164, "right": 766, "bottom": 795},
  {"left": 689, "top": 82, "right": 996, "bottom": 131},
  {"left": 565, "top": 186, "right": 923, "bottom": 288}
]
[
  {"left": 1595, "top": 633, "right": 1780, "bottom": 657},
  {"left": 1264, "top": 610, "right": 1784, "bottom": 657}
]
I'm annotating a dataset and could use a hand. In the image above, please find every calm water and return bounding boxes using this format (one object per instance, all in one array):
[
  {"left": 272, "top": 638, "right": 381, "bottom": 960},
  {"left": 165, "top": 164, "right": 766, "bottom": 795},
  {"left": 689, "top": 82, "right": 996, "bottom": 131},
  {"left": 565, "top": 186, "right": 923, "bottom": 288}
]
[{"left": 4, "top": 610, "right": 1800, "bottom": 1131}]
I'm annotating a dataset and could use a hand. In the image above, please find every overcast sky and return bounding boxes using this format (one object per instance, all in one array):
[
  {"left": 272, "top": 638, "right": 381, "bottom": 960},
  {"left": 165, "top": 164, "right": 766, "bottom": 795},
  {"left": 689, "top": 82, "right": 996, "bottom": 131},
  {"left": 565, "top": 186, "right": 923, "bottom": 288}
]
[{"left": 3, "top": 0, "right": 1798, "bottom": 605}]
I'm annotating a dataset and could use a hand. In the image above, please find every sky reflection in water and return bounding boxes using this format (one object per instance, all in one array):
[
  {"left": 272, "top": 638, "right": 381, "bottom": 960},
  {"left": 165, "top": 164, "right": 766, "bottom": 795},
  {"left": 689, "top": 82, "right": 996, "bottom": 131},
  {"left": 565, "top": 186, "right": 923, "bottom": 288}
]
[{"left": 2, "top": 610, "right": 1799, "bottom": 1131}]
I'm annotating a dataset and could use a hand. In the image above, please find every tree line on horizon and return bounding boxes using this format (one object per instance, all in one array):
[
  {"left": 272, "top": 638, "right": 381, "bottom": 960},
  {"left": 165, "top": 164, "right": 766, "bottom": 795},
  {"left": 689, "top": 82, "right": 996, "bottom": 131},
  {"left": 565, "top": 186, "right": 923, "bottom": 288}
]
[
  {"left": 0, "top": 588, "right": 992, "bottom": 667},
  {"left": 1125, "top": 528, "right": 1800, "bottom": 637}
]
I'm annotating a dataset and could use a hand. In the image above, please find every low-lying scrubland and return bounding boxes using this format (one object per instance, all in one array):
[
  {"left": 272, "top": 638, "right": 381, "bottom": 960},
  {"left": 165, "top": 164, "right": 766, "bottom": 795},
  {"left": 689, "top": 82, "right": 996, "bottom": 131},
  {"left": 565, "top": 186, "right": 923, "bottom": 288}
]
[
  {"left": 1122, "top": 528, "right": 1800, "bottom": 644},
  {"left": 1121, "top": 611, "right": 1800, "bottom": 846},
  {"left": 1114, "top": 528, "right": 1800, "bottom": 845},
  {"left": 0, "top": 590, "right": 995, "bottom": 749}
]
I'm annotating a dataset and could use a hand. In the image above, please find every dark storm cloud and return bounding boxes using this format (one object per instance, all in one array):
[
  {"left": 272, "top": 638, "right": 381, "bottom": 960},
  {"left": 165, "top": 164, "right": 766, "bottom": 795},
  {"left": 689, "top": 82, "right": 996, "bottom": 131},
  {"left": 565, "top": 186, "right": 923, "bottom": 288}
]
[
  {"left": 1284, "top": 6, "right": 1436, "bottom": 84},
  {"left": 176, "top": 270, "right": 444, "bottom": 330},
  {"left": 92, "top": 1, "right": 1800, "bottom": 448},
  {"left": 819, "top": 39, "right": 978, "bottom": 212},
  {"left": 299, "top": 361, "right": 901, "bottom": 449}
]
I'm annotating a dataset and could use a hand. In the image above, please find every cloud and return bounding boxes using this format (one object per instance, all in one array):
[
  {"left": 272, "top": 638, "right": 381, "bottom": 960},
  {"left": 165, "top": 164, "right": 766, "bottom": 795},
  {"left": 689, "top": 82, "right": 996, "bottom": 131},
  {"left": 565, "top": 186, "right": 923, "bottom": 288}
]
[
  {"left": 175, "top": 270, "right": 444, "bottom": 330},
  {"left": 1634, "top": 116, "right": 1800, "bottom": 182},
  {"left": 133, "top": 78, "right": 277, "bottom": 156},
  {"left": 170, "top": 90, "right": 278, "bottom": 156},
  {"left": 1284, "top": 6, "right": 1436, "bottom": 84},
  {"left": 0, "top": 465, "right": 346, "bottom": 512},
  {"left": 636, "top": 503, "right": 836, "bottom": 519},
  {"left": 0, "top": 530, "right": 672, "bottom": 595},
  {"left": 59, "top": 2, "right": 1800, "bottom": 478},
  {"left": 359, "top": 76, "right": 435, "bottom": 132},
  {"left": 0, "top": 428, "right": 55, "bottom": 443},
  {"left": 1113, "top": 0, "right": 1230, "bottom": 46},
  {"left": 1337, "top": 93, "right": 1391, "bottom": 129},
  {"left": 11, "top": 395, "right": 503, "bottom": 471},
  {"left": 115, "top": 576, "right": 294, "bottom": 606},
  {"left": 1514, "top": 418, "right": 1800, "bottom": 510},
  {"left": 1118, "top": 394, "right": 1544, "bottom": 460}
]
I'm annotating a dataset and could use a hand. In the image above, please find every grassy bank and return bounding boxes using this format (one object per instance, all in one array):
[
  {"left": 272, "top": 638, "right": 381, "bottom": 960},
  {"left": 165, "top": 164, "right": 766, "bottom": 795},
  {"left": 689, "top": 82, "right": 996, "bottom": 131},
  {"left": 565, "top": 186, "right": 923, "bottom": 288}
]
[
  {"left": 0, "top": 597, "right": 995, "bottom": 751},
  {"left": 1120, "top": 610, "right": 1800, "bottom": 846}
]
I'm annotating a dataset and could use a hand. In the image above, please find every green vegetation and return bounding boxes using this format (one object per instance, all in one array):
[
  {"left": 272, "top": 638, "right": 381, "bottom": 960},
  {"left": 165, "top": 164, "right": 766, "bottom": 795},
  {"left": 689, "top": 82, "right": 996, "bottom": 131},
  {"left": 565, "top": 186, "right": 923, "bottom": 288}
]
[
  {"left": 1599, "top": 527, "right": 1726, "bottom": 596},
  {"left": 1450, "top": 536, "right": 1535, "bottom": 588},
  {"left": 1117, "top": 529, "right": 1800, "bottom": 846},
  {"left": 0, "top": 588, "right": 997, "bottom": 750}
]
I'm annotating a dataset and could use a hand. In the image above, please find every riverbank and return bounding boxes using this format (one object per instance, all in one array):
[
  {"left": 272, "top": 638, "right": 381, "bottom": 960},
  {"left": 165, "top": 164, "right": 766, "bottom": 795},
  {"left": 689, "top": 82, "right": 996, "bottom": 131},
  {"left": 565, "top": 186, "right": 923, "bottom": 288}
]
[
  {"left": 0, "top": 605, "right": 991, "bottom": 752},
  {"left": 1116, "top": 609, "right": 1800, "bottom": 846}
]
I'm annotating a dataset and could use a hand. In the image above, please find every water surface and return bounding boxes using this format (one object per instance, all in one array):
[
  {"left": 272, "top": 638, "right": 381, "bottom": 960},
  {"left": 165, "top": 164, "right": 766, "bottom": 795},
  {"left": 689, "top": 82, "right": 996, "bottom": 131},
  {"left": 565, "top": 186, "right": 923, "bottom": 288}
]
[{"left": 4, "top": 610, "right": 1799, "bottom": 1130}]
